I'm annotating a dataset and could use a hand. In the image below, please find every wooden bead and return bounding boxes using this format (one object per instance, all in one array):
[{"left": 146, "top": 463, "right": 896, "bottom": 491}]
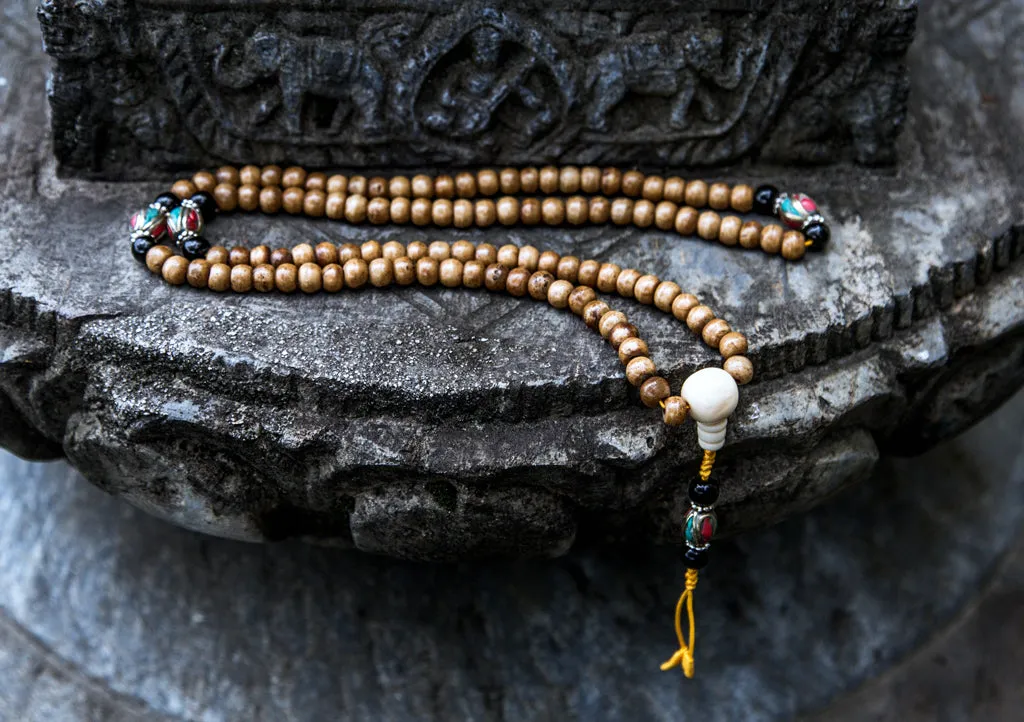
[
  {"left": 541, "top": 197, "right": 565, "bottom": 225},
  {"left": 381, "top": 239, "right": 407, "bottom": 260},
  {"left": 580, "top": 166, "right": 601, "bottom": 193},
  {"left": 325, "top": 192, "right": 346, "bottom": 219},
  {"left": 207, "top": 246, "right": 230, "bottom": 265},
  {"left": 282, "top": 166, "right": 307, "bottom": 189},
  {"left": 484, "top": 263, "right": 509, "bottom": 292},
  {"left": 321, "top": 263, "right": 343, "bottom": 292},
  {"left": 292, "top": 243, "right": 315, "bottom": 266},
  {"left": 237, "top": 184, "right": 260, "bottom": 212},
  {"left": 208, "top": 263, "right": 232, "bottom": 292},
  {"left": 315, "top": 242, "right": 338, "bottom": 266},
  {"left": 338, "top": 243, "right": 361, "bottom": 263},
  {"left": 547, "top": 279, "right": 573, "bottom": 308},
  {"left": 671, "top": 293, "right": 699, "bottom": 322},
  {"left": 702, "top": 319, "right": 731, "bottom": 347},
  {"left": 393, "top": 257, "right": 416, "bottom": 285},
  {"left": 172, "top": 179, "right": 196, "bottom": 199},
  {"left": 675, "top": 206, "right": 699, "bottom": 236},
  {"left": 326, "top": 174, "right": 347, "bottom": 194},
  {"left": 782, "top": 231, "right": 807, "bottom": 261},
  {"left": 229, "top": 245, "right": 251, "bottom": 266},
  {"left": 212, "top": 183, "right": 238, "bottom": 212},
  {"left": 730, "top": 184, "right": 754, "bottom": 213},
  {"left": 305, "top": 172, "right": 327, "bottom": 191},
  {"left": 161, "top": 255, "right": 189, "bottom": 285},
  {"left": 588, "top": 196, "right": 611, "bottom": 223},
  {"left": 615, "top": 268, "right": 641, "bottom": 298},
  {"left": 260, "top": 165, "right": 282, "bottom": 187},
  {"left": 369, "top": 258, "right": 394, "bottom": 287},
  {"left": 253, "top": 264, "right": 276, "bottom": 292},
  {"left": 411, "top": 198, "right": 432, "bottom": 225},
  {"left": 451, "top": 240, "right": 475, "bottom": 262},
  {"left": 440, "top": 258, "right": 464, "bottom": 288},
  {"left": 463, "top": 260, "right": 486, "bottom": 288},
  {"left": 621, "top": 170, "right": 644, "bottom": 197},
  {"left": 367, "top": 176, "right": 388, "bottom": 198},
  {"left": 697, "top": 211, "right": 721, "bottom": 240},
  {"left": 597, "top": 263, "right": 621, "bottom": 293},
  {"left": 640, "top": 376, "right": 671, "bottom": 408},
  {"left": 231, "top": 264, "right": 254, "bottom": 293},
  {"left": 411, "top": 174, "right": 433, "bottom": 198},
  {"left": 415, "top": 258, "right": 439, "bottom": 286},
  {"left": 348, "top": 176, "right": 368, "bottom": 196},
  {"left": 455, "top": 172, "right": 477, "bottom": 198},
  {"left": 568, "top": 286, "right": 598, "bottom": 316},
  {"left": 626, "top": 356, "right": 657, "bottom": 386},
  {"left": 539, "top": 166, "right": 559, "bottom": 194},
  {"left": 654, "top": 201, "right": 678, "bottom": 230},
  {"left": 406, "top": 241, "right": 427, "bottom": 261},
  {"left": 633, "top": 275, "right": 659, "bottom": 304},
  {"left": 497, "top": 244, "right": 520, "bottom": 268},
  {"left": 474, "top": 199, "right": 496, "bottom": 227},
  {"left": 718, "top": 215, "right": 742, "bottom": 246},
  {"left": 600, "top": 167, "right": 622, "bottom": 195},
  {"left": 187, "top": 259, "right": 211, "bottom": 288},
  {"left": 424, "top": 241, "right": 448, "bottom": 261},
  {"left": 344, "top": 195, "right": 367, "bottom": 223},
  {"left": 506, "top": 267, "right": 531, "bottom": 297},
  {"left": 610, "top": 198, "right": 634, "bottom": 225},
  {"left": 281, "top": 187, "right": 304, "bottom": 214},
  {"left": 642, "top": 175, "right": 664, "bottom": 202},
  {"left": 431, "top": 199, "right": 453, "bottom": 227},
  {"left": 518, "top": 245, "right": 540, "bottom": 271},
  {"left": 617, "top": 336, "right": 648, "bottom": 364},
  {"left": 390, "top": 198, "right": 411, "bottom": 224},
  {"left": 599, "top": 310, "right": 628, "bottom": 338},
  {"left": 519, "top": 167, "right": 539, "bottom": 193},
  {"left": 215, "top": 166, "right": 240, "bottom": 186},
  {"left": 559, "top": 166, "right": 581, "bottom": 194},
  {"left": 303, "top": 189, "right": 326, "bottom": 217},
  {"left": 274, "top": 263, "right": 297, "bottom": 293},
  {"left": 538, "top": 250, "right": 560, "bottom": 274},
  {"left": 250, "top": 246, "right": 271, "bottom": 267},
  {"left": 496, "top": 197, "right": 520, "bottom": 225},
  {"left": 475, "top": 243, "right": 498, "bottom": 265},
  {"left": 145, "top": 245, "right": 174, "bottom": 274},
  {"left": 686, "top": 305, "right": 715, "bottom": 333},
  {"left": 632, "top": 199, "right": 655, "bottom": 228},
  {"left": 556, "top": 255, "right": 580, "bottom": 283},
  {"left": 453, "top": 199, "right": 475, "bottom": 228},
  {"left": 608, "top": 323, "right": 638, "bottom": 350},
  {"left": 760, "top": 225, "right": 784, "bottom": 254},
  {"left": 388, "top": 176, "right": 411, "bottom": 199},
  {"left": 582, "top": 300, "right": 611, "bottom": 330},
  {"left": 565, "top": 196, "right": 589, "bottom": 225},
  {"left": 577, "top": 260, "right": 600, "bottom": 287},
  {"left": 719, "top": 332, "right": 748, "bottom": 358},
  {"left": 361, "top": 240, "right": 382, "bottom": 261},
  {"left": 435, "top": 174, "right": 455, "bottom": 198},
  {"left": 239, "top": 165, "right": 261, "bottom": 186},
  {"left": 663, "top": 177, "right": 686, "bottom": 203},
  {"left": 520, "top": 198, "right": 541, "bottom": 225},
  {"left": 723, "top": 355, "right": 754, "bottom": 385},
  {"left": 653, "top": 281, "right": 681, "bottom": 312},
  {"left": 708, "top": 182, "right": 731, "bottom": 210},
  {"left": 477, "top": 169, "right": 499, "bottom": 196},
  {"left": 684, "top": 180, "right": 708, "bottom": 208},
  {"left": 663, "top": 396, "right": 689, "bottom": 426},
  {"left": 344, "top": 258, "right": 369, "bottom": 289},
  {"left": 367, "top": 197, "right": 390, "bottom": 224},
  {"left": 499, "top": 168, "right": 521, "bottom": 194},
  {"left": 739, "top": 220, "right": 763, "bottom": 249}
]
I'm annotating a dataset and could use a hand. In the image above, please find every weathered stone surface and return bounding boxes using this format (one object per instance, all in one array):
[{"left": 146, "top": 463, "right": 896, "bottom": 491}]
[
  {"left": 0, "top": 0, "right": 1022, "bottom": 555},
  {"left": 36, "top": 0, "right": 916, "bottom": 179},
  {"left": 1, "top": 390, "right": 1022, "bottom": 721}
]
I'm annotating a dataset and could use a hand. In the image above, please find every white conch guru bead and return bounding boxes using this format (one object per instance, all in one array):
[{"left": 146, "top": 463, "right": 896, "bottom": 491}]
[{"left": 681, "top": 367, "right": 740, "bottom": 451}]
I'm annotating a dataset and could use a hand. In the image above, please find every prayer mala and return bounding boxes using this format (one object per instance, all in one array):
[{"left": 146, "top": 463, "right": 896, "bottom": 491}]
[{"left": 127, "top": 165, "right": 832, "bottom": 678}]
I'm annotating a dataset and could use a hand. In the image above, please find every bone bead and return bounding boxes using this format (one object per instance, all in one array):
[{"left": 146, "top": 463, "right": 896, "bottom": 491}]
[{"left": 681, "top": 367, "right": 739, "bottom": 451}]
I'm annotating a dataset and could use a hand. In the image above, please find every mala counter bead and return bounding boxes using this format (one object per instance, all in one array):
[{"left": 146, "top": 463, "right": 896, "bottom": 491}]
[
  {"left": 723, "top": 355, "right": 754, "bottom": 385},
  {"left": 625, "top": 356, "right": 656, "bottom": 386},
  {"left": 617, "top": 337, "right": 648, "bottom": 364},
  {"left": 640, "top": 376, "right": 671, "bottom": 408},
  {"left": 681, "top": 367, "right": 739, "bottom": 451},
  {"left": 663, "top": 396, "right": 689, "bottom": 426}
]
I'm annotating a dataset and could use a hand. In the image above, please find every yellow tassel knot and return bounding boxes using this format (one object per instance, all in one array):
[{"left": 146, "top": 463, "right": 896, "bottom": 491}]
[
  {"left": 660, "top": 568, "right": 700, "bottom": 678},
  {"left": 699, "top": 449, "right": 716, "bottom": 481}
]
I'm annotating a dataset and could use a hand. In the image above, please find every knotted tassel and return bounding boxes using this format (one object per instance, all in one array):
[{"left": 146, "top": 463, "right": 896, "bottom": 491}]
[{"left": 660, "top": 568, "right": 700, "bottom": 677}]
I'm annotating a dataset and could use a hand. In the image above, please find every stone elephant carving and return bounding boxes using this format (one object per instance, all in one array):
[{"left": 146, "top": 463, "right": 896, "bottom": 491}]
[{"left": 212, "top": 30, "right": 385, "bottom": 136}]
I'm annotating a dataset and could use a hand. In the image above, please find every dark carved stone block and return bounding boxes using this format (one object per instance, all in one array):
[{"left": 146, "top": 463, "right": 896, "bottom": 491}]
[{"left": 37, "top": 0, "right": 916, "bottom": 179}]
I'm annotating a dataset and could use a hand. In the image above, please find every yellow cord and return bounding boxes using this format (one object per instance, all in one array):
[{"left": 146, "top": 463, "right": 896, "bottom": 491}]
[{"left": 662, "top": 449, "right": 716, "bottom": 678}]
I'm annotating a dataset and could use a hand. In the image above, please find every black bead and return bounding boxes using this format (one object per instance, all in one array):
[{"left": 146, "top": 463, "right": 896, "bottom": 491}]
[
  {"left": 681, "top": 545, "right": 710, "bottom": 570},
  {"left": 182, "top": 236, "right": 211, "bottom": 261},
  {"left": 804, "top": 221, "right": 831, "bottom": 251},
  {"left": 688, "top": 480, "right": 720, "bottom": 506},
  {"left": 190, "top": 191, "right": 218, "bottom": 222},
  {"left": 753, "top": 184, "right": 779, "bottom": 216},
  {"left": 153, "top": 192, "right": 180, "bottom": 211},
  {"left": 131, "top": 235, "right": 155, "bottom": 262}
]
